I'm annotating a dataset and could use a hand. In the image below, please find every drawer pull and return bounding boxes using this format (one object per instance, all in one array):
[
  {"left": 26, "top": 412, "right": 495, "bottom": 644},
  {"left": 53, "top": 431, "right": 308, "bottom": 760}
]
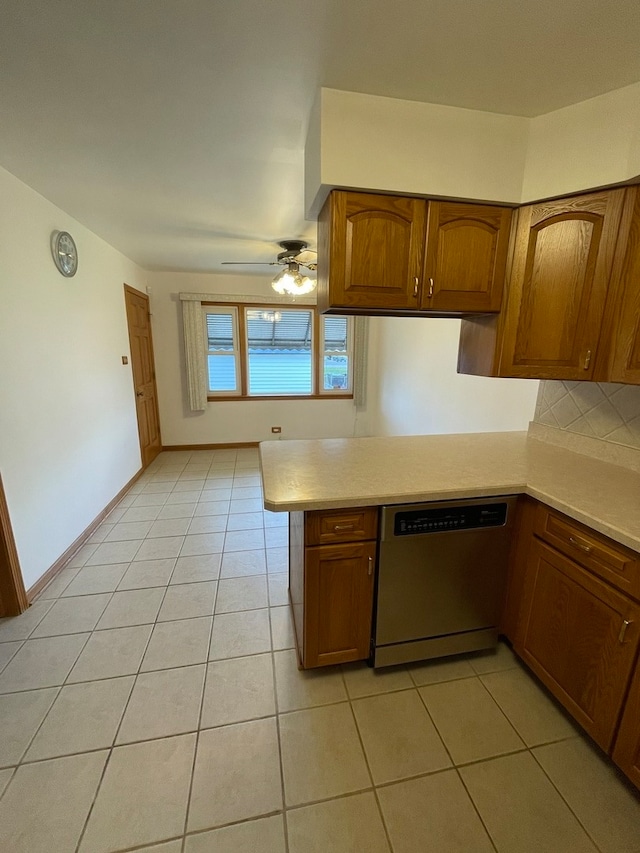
[
  {"left": 333, "top": 523, "right": 355, "bottom": 532},
  {"left": 368, "top": 556, "right": 373, "bottom": 576},
  {"left": 568, "top": 536, "right": 592, "bottom": 554},
  {"left": 428, "top": 277, "right": 434, "bottom": 298},
  {"left": 619, "top": 619, "right": 632, "bottom": 643},
  {"left": 413, "top": 277, "right": 419, "bottom": 297}
]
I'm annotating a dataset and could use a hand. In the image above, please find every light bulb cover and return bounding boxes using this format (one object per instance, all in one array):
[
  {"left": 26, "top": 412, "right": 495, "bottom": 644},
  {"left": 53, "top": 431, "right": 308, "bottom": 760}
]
[{"left": 271, "top": 264, "right": 317, "bottom": 296}]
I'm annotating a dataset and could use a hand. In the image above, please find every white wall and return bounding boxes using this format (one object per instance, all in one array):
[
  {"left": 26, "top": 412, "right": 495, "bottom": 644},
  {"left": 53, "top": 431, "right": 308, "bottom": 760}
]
[
  {"left": 522, "top": 82, "right": 640, "bottom": 200},
  {"left": 0, "top": 167, "right": 147, "bottom": 589},
  {"left": 147, "top": 271, "right": 363, "bottom": 445},
  {"left": 306, "top": 85, "right": 640, "bottom": 215},
  {"left": 367, "top": 317, "right": 539, "bottom": 436},
  {"left": 306, "top": 88, "right": 529, "bottom": 216}
]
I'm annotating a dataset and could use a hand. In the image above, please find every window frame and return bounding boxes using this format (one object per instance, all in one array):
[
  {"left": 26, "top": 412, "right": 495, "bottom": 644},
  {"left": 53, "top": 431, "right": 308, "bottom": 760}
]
[{"left": 203, "top": 302, "right": 354, "bottom": 401}]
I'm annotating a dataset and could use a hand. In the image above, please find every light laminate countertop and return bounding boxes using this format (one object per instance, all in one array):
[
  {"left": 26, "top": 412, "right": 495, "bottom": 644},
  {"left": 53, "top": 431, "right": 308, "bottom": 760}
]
[{"left": 259, "top": 432, "right": 640, "bottom": 553}]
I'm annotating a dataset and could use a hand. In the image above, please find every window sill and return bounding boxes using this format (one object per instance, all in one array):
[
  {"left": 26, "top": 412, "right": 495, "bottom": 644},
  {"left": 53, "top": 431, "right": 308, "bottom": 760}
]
[{"left": 206, "top": 394, "right": 354, "bottom": 402}]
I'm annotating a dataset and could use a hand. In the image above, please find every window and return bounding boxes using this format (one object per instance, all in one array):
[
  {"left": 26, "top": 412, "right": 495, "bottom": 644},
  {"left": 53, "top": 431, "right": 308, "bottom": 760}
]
[{"left": 203, "top": 304, "right": 354, "bottom": 399}]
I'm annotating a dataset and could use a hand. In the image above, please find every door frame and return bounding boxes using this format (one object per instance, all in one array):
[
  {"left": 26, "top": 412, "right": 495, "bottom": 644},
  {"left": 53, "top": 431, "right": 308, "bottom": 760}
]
[
  {"left": 0, "top": 473, "right": 29, "bottom": 616},
  {"left": 124, "top": 284, "right": 162, "bottom": 469}
]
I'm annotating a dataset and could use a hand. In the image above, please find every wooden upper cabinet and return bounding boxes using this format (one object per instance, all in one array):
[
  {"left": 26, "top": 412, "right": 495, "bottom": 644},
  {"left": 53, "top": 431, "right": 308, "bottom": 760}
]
[
  {"left": 318, "top": 191, "right": 426, "bottom": 311},
  {"left": 422, "top": 202, "right": 511, "bottom": 312},
  {"left": 608, "top": 187, "right": 640, "bottom": 384},
  {"left": 498, "top": 190, "right": 626, "bottom": 380},
  {"left": 317, "top": 190, "right": 512, "bottom": 315}
]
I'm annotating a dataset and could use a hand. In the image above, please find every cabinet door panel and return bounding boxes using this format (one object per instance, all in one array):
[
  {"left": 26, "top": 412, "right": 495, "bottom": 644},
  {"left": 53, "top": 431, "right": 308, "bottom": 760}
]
[
  {"left": 304, "top": 541, "right": 375, "bottom": 667},
  {"left": 423, "top": 202, "right": 511, "bottom": 312},
  {"left": 612, "top": 657, "right": 640, "bottom": 788},
  {"left": 320, "top": 191, "right": 426, "bottom": 310},
  {"left": 609, "top": 188, "right": 640, "bottom": 384},
  {"left": 499, "top": 190, "right": 625, "bottom": 379},
  {"left": 517, "top": 539, "right": 639, "bottom": 750}
]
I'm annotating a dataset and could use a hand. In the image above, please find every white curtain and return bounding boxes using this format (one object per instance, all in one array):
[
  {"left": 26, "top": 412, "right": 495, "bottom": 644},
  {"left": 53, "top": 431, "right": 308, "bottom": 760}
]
[{"left": 181, "top": 297, "right": 208, "bottom": 412}]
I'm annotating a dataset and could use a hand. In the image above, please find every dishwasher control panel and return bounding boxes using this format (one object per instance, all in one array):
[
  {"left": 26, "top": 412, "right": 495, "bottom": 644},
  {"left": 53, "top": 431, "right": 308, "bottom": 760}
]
[{"left": 394, "top": 502, "right": 508, "bottom": 536}]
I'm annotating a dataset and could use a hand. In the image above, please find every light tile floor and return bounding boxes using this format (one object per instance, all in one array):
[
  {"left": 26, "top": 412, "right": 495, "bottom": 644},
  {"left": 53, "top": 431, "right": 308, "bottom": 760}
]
[{"left": 0, "top": 448, "right": 639, "bottom": 852}]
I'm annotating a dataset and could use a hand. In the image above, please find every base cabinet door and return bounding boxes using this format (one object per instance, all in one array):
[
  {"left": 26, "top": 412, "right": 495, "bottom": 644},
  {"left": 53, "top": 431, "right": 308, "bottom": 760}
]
[
  {"left": 516, "top": 538, "right": 640, "bottom": 751},
  {"left": 304, "top": 541, "right": 376, "bottom": 668},
  {"left": 612, "top": 659, "right": 640, "bottom": 788}
]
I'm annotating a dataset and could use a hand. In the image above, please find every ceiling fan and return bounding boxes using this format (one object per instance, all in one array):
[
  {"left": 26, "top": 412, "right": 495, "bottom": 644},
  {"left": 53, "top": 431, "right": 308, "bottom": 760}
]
[{"left": 222, "top": 240, "right": 317, "bottom": 296}]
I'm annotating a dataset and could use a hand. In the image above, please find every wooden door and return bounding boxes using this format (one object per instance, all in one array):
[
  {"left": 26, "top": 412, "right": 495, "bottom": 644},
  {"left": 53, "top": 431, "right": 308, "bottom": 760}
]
[
  {"left": 0, "top": 474, "right": 28, "bottom": 616},
  {"left": 608, "top": 187, "right": 640, "bottom": 384},
  {"left": 124, "top": 285, "right": 162, "bottom": 468},
  {"left": 422, "top": 201, "right": 512, "bottom": 312},
  {"left": 516, "top": 538, "right": 640, "bottom": 751},
  {"left": 612, "top": 657, "right": 640, "bottom": 788},
  {"left": 318, "top": 191, "right": 426, "bottom": 310},
  {"left": 498, "top": 189, "right": 625, "bottom": 379},
  {"left": 304, "top": 541, "right": 376, "bottom": 667}
]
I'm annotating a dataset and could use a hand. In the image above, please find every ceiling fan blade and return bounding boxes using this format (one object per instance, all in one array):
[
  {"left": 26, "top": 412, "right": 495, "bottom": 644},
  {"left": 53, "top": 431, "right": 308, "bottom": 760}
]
[{"left": 221, "top": 261, "right": 279, "bottom": 265}]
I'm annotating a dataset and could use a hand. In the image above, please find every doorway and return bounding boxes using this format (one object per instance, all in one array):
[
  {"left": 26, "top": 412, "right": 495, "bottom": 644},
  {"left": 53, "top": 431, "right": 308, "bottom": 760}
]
[
  {"left": 124, "top": 284, "right": 162, "bottom": 468},
  {"left": 0, "top": 474, "right": 28, "bottom": 616}
]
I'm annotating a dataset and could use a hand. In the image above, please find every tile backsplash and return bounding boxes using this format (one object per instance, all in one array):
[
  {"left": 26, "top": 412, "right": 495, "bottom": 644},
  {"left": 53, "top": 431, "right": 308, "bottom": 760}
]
[{"left": 533, "top": 381, "right": 640, "bottom": 449}]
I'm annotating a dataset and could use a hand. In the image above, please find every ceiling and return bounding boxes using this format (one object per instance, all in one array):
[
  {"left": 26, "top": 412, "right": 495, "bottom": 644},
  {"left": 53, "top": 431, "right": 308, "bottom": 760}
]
[{"left": 2, "top": 0, "right": 640, "bottom": 273}]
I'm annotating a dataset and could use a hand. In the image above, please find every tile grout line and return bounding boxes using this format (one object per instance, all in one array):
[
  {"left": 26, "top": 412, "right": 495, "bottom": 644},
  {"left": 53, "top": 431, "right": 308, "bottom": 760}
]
[
  {"left": 271, "top": 649, "right": 291, "bottom": 853},
  {"left": 528, "top": 743, "right": 608, "bottom": 853},
  {"left": 180, "top": 502, "right": 226, "bottom": 853},
  {"left": 342, "top": 671, "right": 395, "bottom": 852},
  {"left": 73, "top": 568, "right": 176, "bottom": 853}
]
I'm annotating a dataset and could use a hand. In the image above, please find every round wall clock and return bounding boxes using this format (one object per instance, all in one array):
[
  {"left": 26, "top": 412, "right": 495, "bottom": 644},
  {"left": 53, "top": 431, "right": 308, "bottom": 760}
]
[{"left": 51, "top": 230, "right": 78, "bottom": 277}]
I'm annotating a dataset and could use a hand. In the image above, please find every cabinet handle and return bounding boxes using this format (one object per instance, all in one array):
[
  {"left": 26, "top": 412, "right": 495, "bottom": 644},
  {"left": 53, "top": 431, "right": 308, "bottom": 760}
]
[
  {"left": 333, "top": 523, "right": 354, "bottom": 532},
  {"left": 568, "top": 536, "right": 592, "bottom": 554},
  {"left": 583, "top": 350, "right": 592, "bottom": 370},
  {"left": 368, "top": 556, "right": 373, "bottom": 576},
  {"left": 428, "top": 277, "right": 434, "bottom": 298},
  {"left": 619, "top": 619, "right": 632, "bottom": 643},
  {"left": 413, "top": 277, "right": 419, "bottom": 297}
]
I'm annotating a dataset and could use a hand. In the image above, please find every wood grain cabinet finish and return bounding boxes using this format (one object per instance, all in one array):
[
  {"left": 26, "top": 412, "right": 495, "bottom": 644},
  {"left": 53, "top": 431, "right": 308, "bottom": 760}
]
[
  {"left": 612, "top": 656, "right": 640, "bottom": 788},
  {"left": 423, "top": 201, "right": 512, "bottom": 313},
  {"left": 318, "top": 191, "right": 426, "bottom": 312},
  {"left": 608, "top": 186, "right": 640, "bottom": 384},
  {"left": 515, "top": 536, "right": 640, "bottom": 752},
  {"left": 458, "top": 188, "right": 628, "bottom": 380},
  {"left": 304, "top": 541, "right": 376, "bottom": 668},
  {"left": 305, "top": 506, "right": 379, "bottom": 546},
  {"left": 317, "top": 190, "right": 512, "bottom": 316},
  {"left": 289, "top": 506, "right": 378, "bottom": 669}
]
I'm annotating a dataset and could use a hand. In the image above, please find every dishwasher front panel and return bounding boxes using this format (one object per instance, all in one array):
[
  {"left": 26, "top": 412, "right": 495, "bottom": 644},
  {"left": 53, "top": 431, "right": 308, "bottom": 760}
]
[{"left": 374, "top": 496, "right": 517, "bottom": 667}]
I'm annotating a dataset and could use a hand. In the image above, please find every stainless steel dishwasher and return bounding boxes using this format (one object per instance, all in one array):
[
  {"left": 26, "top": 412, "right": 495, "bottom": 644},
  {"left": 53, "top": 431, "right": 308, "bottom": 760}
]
[{"left": 373, "top": 496, "right": 517, "bottom": 667}]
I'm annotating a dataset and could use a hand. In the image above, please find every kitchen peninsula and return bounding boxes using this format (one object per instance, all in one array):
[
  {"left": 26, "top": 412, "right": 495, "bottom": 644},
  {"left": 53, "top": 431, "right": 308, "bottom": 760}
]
[
  {"left": 260, "top": 431, "right": 640, "bottom": 549},
  {"left": 260, "top": 430, "right": 640, "bottom": 788}
]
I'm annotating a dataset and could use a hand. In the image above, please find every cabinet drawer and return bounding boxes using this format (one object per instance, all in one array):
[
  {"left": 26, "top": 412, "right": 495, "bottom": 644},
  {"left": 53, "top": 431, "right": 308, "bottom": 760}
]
[
  {"left": 305, "top": 507, "right": 379, "bottom": 546},
  {"left": 534, "top": 505, "right": 640, "bottom": 600}
]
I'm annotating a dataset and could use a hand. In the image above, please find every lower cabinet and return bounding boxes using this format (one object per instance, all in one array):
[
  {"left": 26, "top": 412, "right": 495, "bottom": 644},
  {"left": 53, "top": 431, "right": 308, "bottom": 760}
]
[
  {"left": 289, "top": 507, "right": 378, "bottom": 669},
  {"left": 612, "top": 657, "right": 640, "bottom": 788},
  {"left": 506, "top": 499, "right": 640, "bottom": 786},
  {"left": 515, "top": 537, "right": 640, "bottom": 751},
  {"left": 304, "top": 541, "right": 376, "bottom": 667}
]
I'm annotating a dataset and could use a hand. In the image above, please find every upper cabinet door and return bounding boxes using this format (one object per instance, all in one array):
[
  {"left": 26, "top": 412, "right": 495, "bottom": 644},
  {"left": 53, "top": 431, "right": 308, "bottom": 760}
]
[
  {"left": 318, "top": 191, "right": 426, "bottom": 310},
  {"left": 422, "top": 202, "right": 512, "bottom": 312},
  {"left": 608, "top": 187, "right": 640, "bottom": 384},
  {"left": 499, "top": 190, "right": 626, "bottom": 380}
]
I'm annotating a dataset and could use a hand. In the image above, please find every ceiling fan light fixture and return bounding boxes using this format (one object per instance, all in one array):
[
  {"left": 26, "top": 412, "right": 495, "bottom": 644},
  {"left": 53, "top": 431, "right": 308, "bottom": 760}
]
[{"left": 271, "top": 262, "right": 317, "bottom": 296}]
